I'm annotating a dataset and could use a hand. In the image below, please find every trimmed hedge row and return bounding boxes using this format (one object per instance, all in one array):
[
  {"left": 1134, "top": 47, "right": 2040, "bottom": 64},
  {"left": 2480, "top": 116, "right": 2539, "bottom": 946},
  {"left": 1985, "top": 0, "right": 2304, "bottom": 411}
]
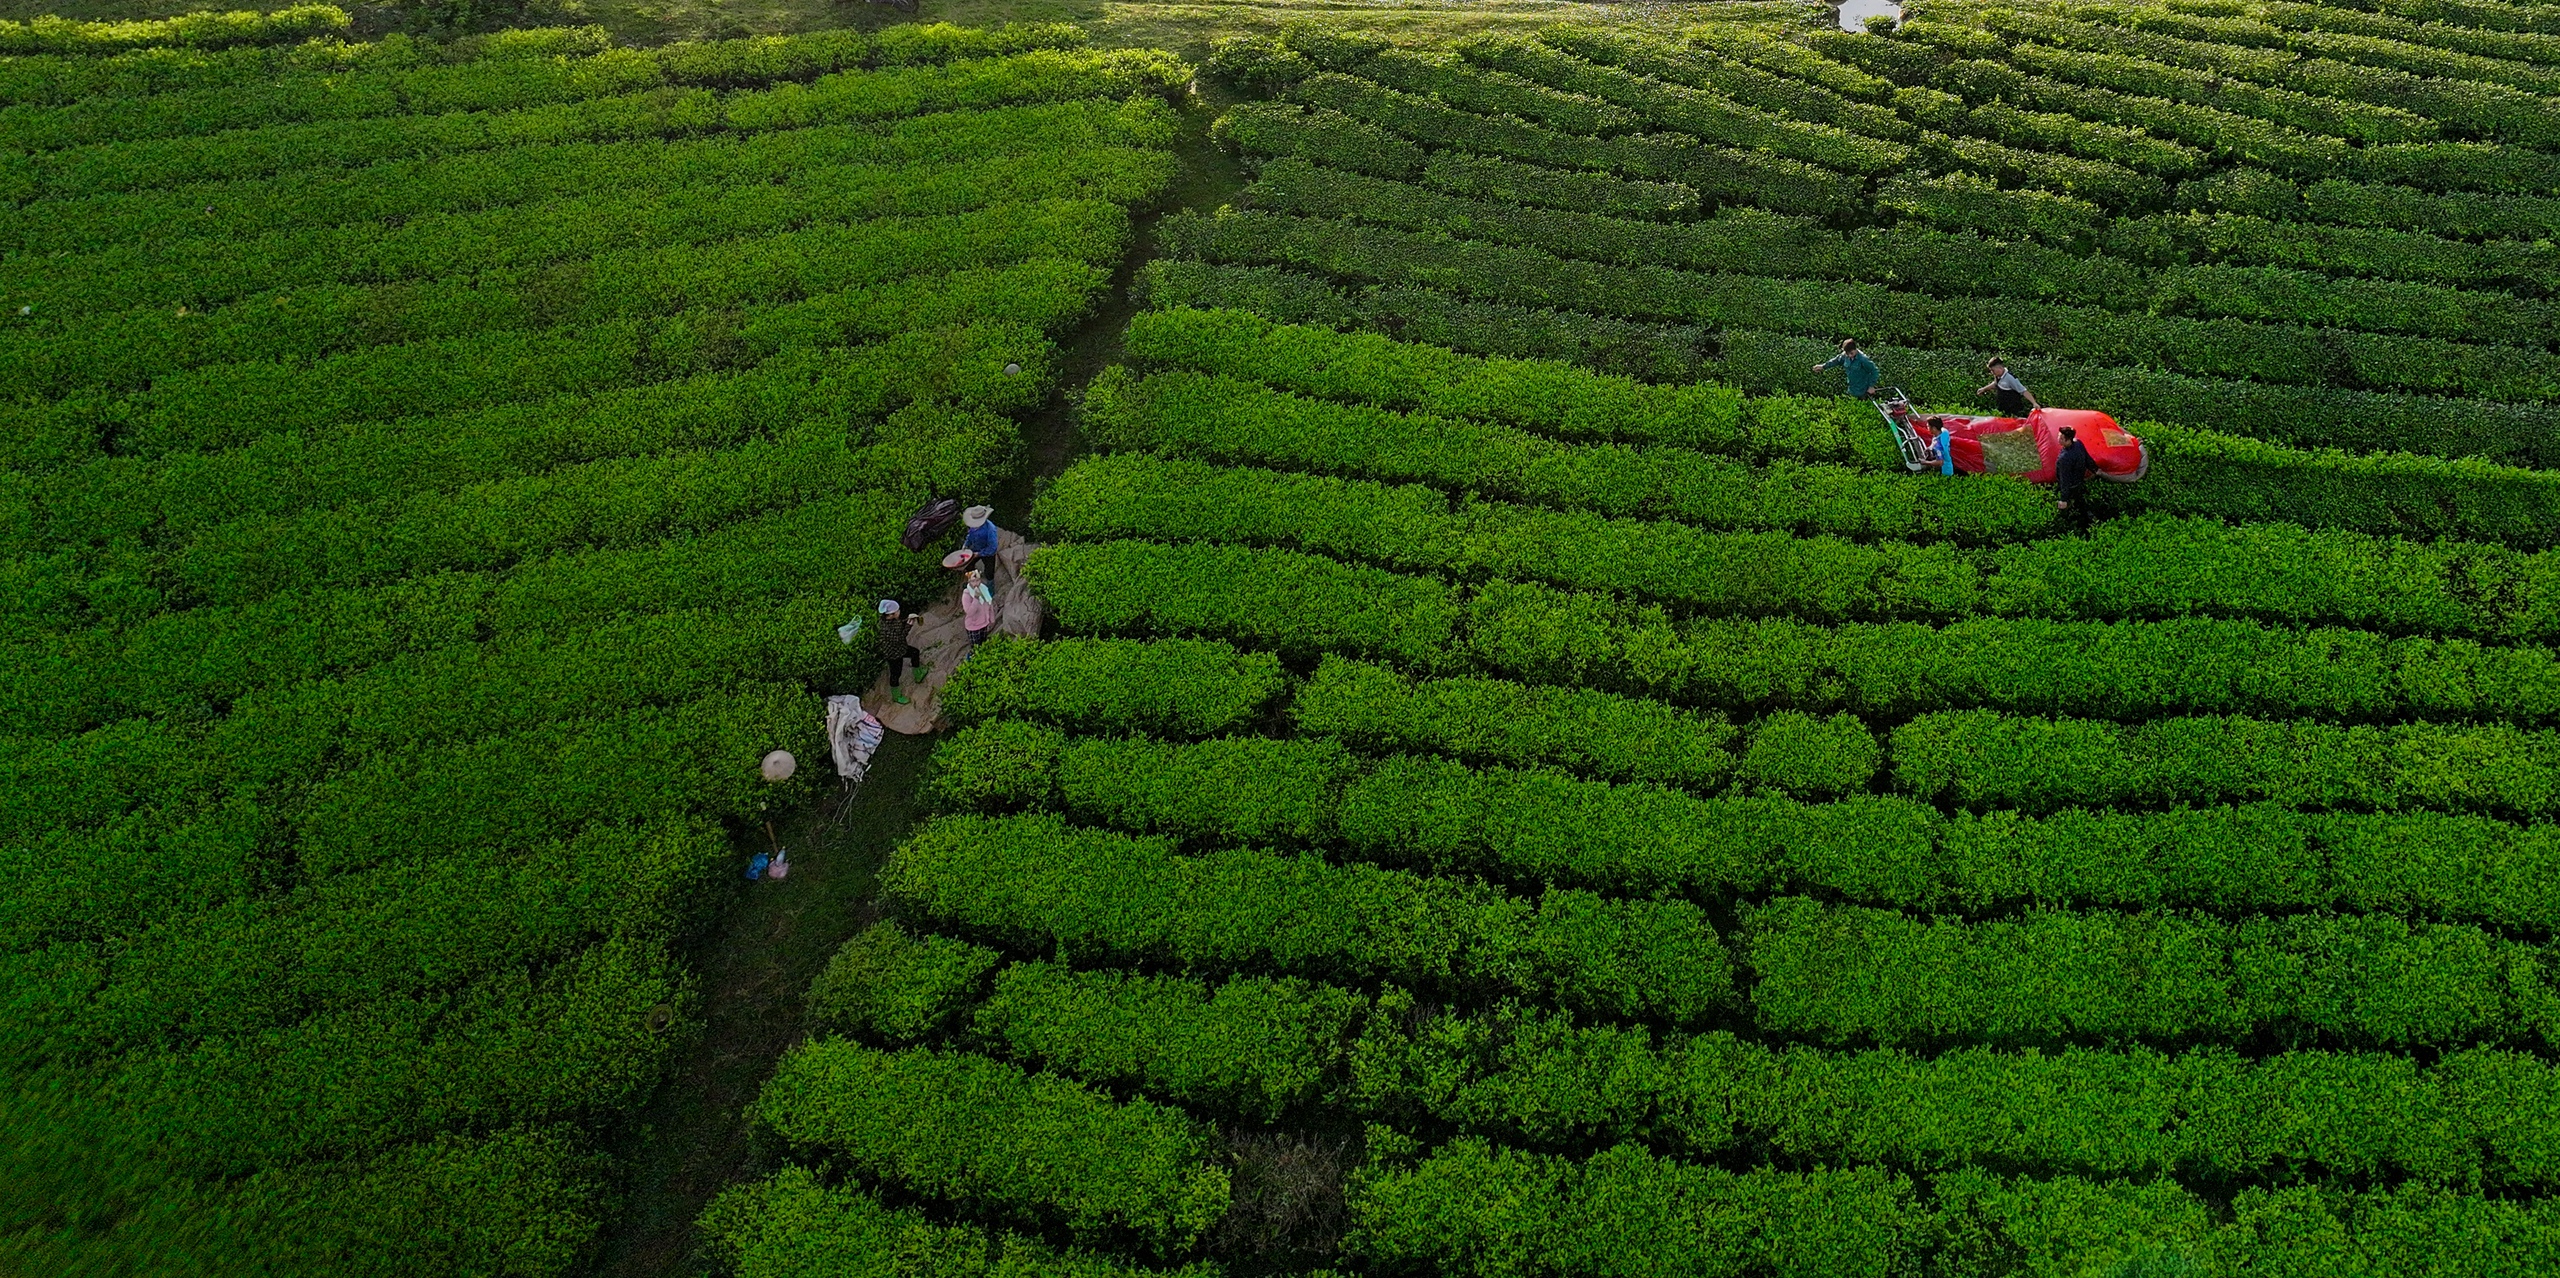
[
  {"left": 38, "top": 324, "right": 1058, "bottom": 554},
  {"left": 1687, "top": 22, "right": 1898, "bottom": 102},
  {"left": 928, "top": 720, "right": 2560, "bottom": 930},
  {"left": 1911, "top": 15, "right": 2560, "bottom": 185},
  {"left": 1455, "top": 35, "right": 1909, "bottom": 174},
  {"left": 1530, "top": 25, "right": 1913, "bottom": 139},
  {"left": 1927, "top": 40, "right": 2372, "bottom": 173},
  {"left": 700, "top": 1169, "right": 1206, "bottom": 1278},
  {"left": 163, "top": 407, "right": 1009, "bottom": 611},
  {"left": 1981, "top": 509, "right": 2560, "bottom": 637},
  {"left": 1420, "top": 148, "right": 1697, "bottom": 217},
  {"left": 0, "top": 5, "right": 346, "bottom": 55},
  {"left": 751, "top": 1040, "right": 1230, "bottom": 1255},
  {"left": 104, "top": 931, "right": 688, "bottom": 1177},
  {"left": 2061, "top": 4, "right": 2560, "bottom": 147},
  {"left": 0, "top": 46, "right": 1187, "bottom": 204},
  {"left": 1956, "top": 98, "right": 2204, "bottom": 176},
  {"left": 939, "top": 634, "right": 1288, "bottom": 738},
  {"left": 1136, "top": 259, "right": 1716, "bottom": 382},
  {"left": 0, "top": 24, "right": 1093, "bottom": 154},
  {"left": 1279, "top": 70, "right": 1860, "bottom": 216},
  {"left": 1292, "top": 657, "right": 1750, "bottom": 792},
  {"left": 0, "top": 492, "right": 930, "bottom": 735},
  {"left": 1340, "top": 43, "right": 1641, "bottom": 137},
  {"left": 1875, "top": 168, "right": 2101, "bottom": 246},
  {"left": 794, "top": 911, "right": 2560, "bottom": 1191},
  {"left": 0, "top": 46, "right": 660, "bottom": 156},
  {"left": 2107, "top": 419, "right": 2560, "bottom": 548},
  {"left": 805, "top": 920, "right": 1001, "bottom": 1043},
  {"left": 0, "top": 97, "right": 1170, "bottom": 257},
  {"left": 1211, "top": 99, "right": 1422, "bottom": 178},
  {"left": 1080, "top": 365, "right": 2051, "bottom": 540},
  {"left": 2261, "top": 0, "right": 2560, "bottom": 68},
  {"left": 884, "top": 812, "right": 1734, "bottom": 1025},
  {"left": 5, "top": 158, "right": 1135, "bottom": 319},
  {"left": 91, "top": 265, "right": 1077, "bottom": 463},
  {"left": 1200, "top": 162, "right": 2560, "bottom": 367},
  {"left": 1360, "top": 1001, "right": 2560, "bottom": 1187},
  {"left": 1026, "top": 539, "right": 2560, "bottom": 726},
  {"left": 8, "top": 641, "right": 851, "bottom": 906},
  {"left": 1119, "top": 305, "right": 1768, "bottom": 454},
  {"left": 72, "top": 818, "right": 725, "bottom": 1054},
  {"left": 1713, "top": 327, "right": 2560, "bottom": 466},
  {"left": 1024, "top": 538, "right": 1461, "bottom": 667},
  {"left": 2102, "top": 1, "right": 2560, "bottom": 95},
  {"left": 1121, "top": 303, "right": 2560, "bottom": 545},
  {"left": 1918, "top": 124, "right": 2167, "bottom": 210},
  {"left": 1039, "top": 452, "right": 2560, "bottom": 643},
  {"left": 1746, "top": 894, "right": 2559, "bottom": 1048},
  {"left": 816, "top": 922, "right": 1360, "bottom": 1126},
  {"left": 975, "top": 961, "right": 1365, "bottom": 1123},
  {"left": 1033, "top": 451, "right": 1998, "bottom": 621},
  {"left": 1158, "top": 206, "right": 2560, "bottom": 405},
  {"left": 2112, "top": 208, "right": 2560, "bottom": 296},
  {"left": 1348, "top": 1135, "right": 2560, "bottom": 1275},
  {"left": 1896, "top": 708, "right": 2560, "bottom": 817},
  {"left": 1989, "top": 17, "right": 2437, "bottom": 143},
  {"left": 2175, "top": 164, "right": 2560, "bottom": 239},
  {"left": 5, "top": 683, "right": 818, "bottom": 934},
  {"left": 7, "top": 227, "right": 1108, "bottom": 418}
]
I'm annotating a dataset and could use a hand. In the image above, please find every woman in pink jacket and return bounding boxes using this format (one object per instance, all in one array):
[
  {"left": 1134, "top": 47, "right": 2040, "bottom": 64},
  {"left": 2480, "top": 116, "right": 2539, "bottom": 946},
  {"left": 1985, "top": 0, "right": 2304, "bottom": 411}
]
[{"left": 959, "top": 567, "right": 998, "bottom": 661}]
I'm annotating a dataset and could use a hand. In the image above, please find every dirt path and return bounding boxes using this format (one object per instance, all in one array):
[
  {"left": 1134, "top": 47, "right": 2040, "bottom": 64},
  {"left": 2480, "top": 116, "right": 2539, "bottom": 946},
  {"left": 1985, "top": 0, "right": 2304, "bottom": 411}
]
[
  {"left": 582, "top": 84, "right": 1248, "bottom": 1278},
  {"left": 584, "top": 730, "right": 931, "bottom": 1278}
]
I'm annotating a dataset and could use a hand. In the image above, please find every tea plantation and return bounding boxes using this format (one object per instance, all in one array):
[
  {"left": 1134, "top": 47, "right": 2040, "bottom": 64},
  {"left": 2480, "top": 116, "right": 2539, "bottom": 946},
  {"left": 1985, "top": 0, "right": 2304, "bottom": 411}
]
[
  {"left": 0, "top": 7, "right": 1182, "bottom": 1271},
  {"left": 719, "top": 3, "right": 2560, "bottom": 1277},
  {"left": 15, "top": 0, "right": 2560, "bottom": 1274}
]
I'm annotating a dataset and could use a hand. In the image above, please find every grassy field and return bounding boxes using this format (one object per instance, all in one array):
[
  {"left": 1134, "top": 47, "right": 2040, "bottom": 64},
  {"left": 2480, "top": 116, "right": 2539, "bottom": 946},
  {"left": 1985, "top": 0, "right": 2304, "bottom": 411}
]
[{"left": 14, "top": 0, "right": 2560, "bottom": 1274}]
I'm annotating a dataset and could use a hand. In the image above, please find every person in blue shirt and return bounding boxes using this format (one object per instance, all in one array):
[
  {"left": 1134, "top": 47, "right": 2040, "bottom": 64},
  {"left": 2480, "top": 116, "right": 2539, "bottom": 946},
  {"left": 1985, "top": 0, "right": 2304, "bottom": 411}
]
[
  {"left": 1814, "top": 338, "right": 1882, "bottom": 399},
  {"left": 962, "top": 505, "right": 1001, "bottom": 586}
]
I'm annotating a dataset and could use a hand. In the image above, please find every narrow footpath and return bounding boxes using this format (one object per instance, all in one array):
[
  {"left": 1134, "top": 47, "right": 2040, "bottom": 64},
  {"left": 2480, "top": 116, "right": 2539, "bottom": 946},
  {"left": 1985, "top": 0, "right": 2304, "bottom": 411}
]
[{"left": 585, "top": 80, "right": 1249, "bottom": 1278}]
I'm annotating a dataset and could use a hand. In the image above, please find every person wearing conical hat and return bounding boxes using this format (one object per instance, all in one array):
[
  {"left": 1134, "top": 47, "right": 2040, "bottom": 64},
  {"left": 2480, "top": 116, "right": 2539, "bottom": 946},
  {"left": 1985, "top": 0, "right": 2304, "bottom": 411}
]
[{"left": 961, "top": 504, "right": 1000, "bottom": 587}]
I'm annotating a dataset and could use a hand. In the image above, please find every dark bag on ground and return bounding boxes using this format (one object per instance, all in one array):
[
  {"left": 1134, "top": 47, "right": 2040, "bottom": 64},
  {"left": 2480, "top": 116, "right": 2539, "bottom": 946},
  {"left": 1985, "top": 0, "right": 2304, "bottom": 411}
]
[{"left": 900, "top": 498, "right": 962, "bottom": 552}]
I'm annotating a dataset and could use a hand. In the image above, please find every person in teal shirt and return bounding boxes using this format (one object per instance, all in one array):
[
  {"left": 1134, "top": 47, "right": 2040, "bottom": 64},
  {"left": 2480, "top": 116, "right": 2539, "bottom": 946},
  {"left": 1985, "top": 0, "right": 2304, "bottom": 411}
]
[{"left": 1814, "top": 338, "right": 1882, "bottom": 398}]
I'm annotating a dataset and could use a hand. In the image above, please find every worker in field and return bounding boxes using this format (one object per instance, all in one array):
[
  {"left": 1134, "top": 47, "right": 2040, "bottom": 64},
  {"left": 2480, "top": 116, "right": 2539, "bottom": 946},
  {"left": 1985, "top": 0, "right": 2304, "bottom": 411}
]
[
  {"left": 1814, "top": 338, "right": 1882, "bottom": 399},
  {"left": 1978, "top": 358, "right": 2042, "bottom": 417},
  {"left": 2054, "top": 426, "right": 2095, "bottom": 531},
  {"left": 962, "top": 504, "right": 1001, "bottom": 586},
  {"left": 876, "top": 599, "right": 925, "bottom": 706},
  {"left": 1920, "top": 415, "right": 1952, "bottom": 472},
  {"left": 959, "top": 566, "right": 997, "bottom": 663}
]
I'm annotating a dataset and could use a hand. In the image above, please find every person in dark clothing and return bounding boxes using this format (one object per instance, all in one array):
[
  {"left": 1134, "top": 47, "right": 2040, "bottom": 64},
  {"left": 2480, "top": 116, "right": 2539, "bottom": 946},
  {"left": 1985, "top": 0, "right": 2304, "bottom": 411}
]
[
  {"left": 875, "top": 598, "right": 925, "bottom": 705},
  {"left": 1977, "top": 358, "right": 2041, "bottom": 417},
  {"left": 2053, "top": 426, "right": 2095, "bottom": 531}
]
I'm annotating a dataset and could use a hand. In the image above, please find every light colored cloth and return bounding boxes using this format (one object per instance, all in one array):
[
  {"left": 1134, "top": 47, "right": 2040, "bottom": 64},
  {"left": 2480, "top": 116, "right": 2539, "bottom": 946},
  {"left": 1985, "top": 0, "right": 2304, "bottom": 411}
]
[
  {"left": 961, "top": 580, "right": 996, "bottom": 631},
  {"left": 866, "top": 528, "right": 1048, "bottom": 735},
  {"left": 824, "top": 695, "right": 884, "bottom": 780}
]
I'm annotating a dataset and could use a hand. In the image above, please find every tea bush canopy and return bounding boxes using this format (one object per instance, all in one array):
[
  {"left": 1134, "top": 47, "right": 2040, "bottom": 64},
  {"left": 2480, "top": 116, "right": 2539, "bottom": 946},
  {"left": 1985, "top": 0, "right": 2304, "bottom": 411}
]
[
  {"left": 714, "top": 1, "right": 2560, "bottom": 1273},
  {"left": 0, "top": 8, "right": 1184, "bottom": 1271}
]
